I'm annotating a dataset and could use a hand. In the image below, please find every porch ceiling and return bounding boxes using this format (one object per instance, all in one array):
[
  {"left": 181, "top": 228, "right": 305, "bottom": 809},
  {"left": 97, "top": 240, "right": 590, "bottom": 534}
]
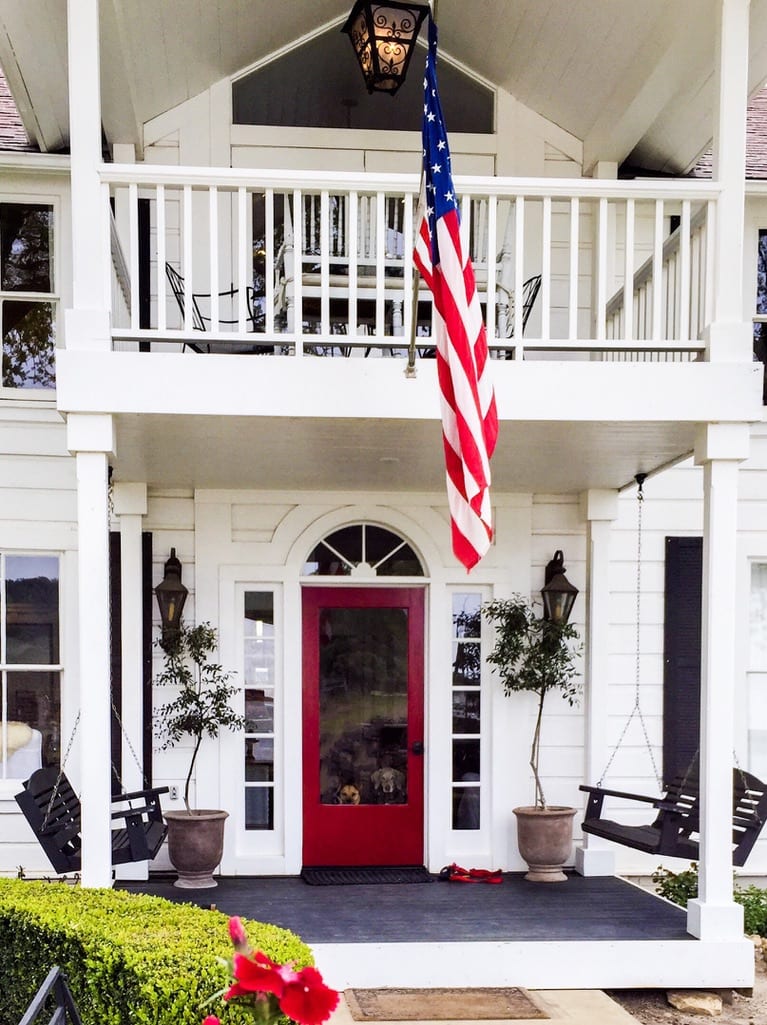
[
  {"left": 3, "top": 1, "right": 767, "bottom": 172},
  {"left": 110, "top": 413, "right": 695, "bottom": 494}
]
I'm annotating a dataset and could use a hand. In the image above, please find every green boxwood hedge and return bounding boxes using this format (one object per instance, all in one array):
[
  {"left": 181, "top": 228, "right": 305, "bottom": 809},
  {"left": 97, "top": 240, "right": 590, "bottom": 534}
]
[{"left": 0, "top": 878, "right": 313, "bottom": 1025}]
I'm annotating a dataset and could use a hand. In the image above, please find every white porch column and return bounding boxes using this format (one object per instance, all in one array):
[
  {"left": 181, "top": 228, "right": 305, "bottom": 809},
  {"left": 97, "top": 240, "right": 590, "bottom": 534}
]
[
  {"left": 575, "top": 489, "right": 619, "bottom": 876},
  {"left": 67, "top": 413, "right": 116, "bottom": 889},
  {"left": 688, "top": 423, "right": 749, "bottom": 939},
  {"left": 112, "top": 483, "right": 149, "bottom": 882},
  {"left": 66, "top": 0, "right": 110, "bottom": 349},
  {"left": 707, "top": 0, "right": 751, "bottom": 362}
]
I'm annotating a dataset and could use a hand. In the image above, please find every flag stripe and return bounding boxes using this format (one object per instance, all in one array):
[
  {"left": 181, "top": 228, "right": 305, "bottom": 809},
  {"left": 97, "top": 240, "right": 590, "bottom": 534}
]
[{"left": 412, "top": 24, "right": 498, "bottom": 571}]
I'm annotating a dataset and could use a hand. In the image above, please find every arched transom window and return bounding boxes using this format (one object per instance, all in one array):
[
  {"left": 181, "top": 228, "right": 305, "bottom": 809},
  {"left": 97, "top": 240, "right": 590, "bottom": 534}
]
[{"left": 302, "top": 524, "right": 424, "bottom": 578}]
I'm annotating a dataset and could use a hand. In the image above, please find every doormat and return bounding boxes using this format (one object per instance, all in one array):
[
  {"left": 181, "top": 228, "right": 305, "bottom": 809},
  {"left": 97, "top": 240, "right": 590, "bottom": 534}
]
[
  {"left": 300, "top": 866, "right": 433, "bottom": 886},
  {"left": 345, "top": 988, "right": 550, "bottom": 1021}
]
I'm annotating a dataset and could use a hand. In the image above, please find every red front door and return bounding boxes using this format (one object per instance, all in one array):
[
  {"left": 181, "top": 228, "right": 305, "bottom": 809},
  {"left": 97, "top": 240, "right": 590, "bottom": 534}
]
[{"left": 302, "top": 586, "right": 425, "bottom": 866}]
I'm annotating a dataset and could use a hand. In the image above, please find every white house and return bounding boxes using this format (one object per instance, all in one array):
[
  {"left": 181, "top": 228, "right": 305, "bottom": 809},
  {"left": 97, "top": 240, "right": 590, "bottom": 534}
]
[{"left": 1, "top": 0, "right": 766, "bottom": 992}]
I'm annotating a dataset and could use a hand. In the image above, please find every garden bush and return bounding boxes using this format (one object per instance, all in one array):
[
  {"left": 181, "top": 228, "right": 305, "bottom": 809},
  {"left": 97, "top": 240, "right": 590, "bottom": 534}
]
[
  {"left": 0, "top": 878, "right": 312, "bottom": 1025},
  {"left": 653, "top": 863, "right": 767, "bottom": 936}
]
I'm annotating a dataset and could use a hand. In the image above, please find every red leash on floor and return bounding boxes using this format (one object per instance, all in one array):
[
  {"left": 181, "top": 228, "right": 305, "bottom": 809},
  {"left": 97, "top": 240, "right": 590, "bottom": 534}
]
[{"left": 438, "top": 863, "right": 503, "bottom": 883}]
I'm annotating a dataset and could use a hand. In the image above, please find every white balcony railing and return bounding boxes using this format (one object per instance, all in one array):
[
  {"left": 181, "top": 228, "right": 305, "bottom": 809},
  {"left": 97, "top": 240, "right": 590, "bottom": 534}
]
[{"left": 103, "top": 165, "right": 719, "bottom": 361}]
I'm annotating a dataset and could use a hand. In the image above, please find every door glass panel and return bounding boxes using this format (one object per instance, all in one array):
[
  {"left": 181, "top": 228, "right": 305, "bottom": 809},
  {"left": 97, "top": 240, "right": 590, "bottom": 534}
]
[{"left": 319, "top": 606, "right": 408, "bottom": 805}]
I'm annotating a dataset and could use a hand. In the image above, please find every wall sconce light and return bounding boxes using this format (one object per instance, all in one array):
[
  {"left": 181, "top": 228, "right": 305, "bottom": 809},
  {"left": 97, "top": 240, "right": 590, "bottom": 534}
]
[
  {"left": 541, "top": 550, "right": 578, "bottom": 626},
  {"left": 155, "top": 547, "right": 188, "bottom": 651},
  {"left": 341, "top": 1, "right": 431, "bottom": 95}
]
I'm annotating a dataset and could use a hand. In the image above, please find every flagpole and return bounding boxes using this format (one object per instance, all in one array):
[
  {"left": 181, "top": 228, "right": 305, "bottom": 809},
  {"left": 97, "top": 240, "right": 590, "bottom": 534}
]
[{"left": 405, "top": 0, "right": 437, "bottom": 379}]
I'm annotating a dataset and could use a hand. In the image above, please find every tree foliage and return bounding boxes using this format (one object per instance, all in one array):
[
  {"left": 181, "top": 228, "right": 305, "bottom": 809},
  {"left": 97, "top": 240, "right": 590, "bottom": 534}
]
[
  {"left": 483, "top": 595, "right": 581, "bottom": 808},
  {"left": 154, "top": 623, "right": 245, "bottom": 811}
]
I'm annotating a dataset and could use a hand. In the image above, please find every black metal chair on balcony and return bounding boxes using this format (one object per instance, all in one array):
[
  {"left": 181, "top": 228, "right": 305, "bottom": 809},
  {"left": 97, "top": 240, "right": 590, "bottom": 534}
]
[
  {"left": 495, "top": 273, "right": 542, "bottom": 355},
  {"left": 165, "top": 262, "right": 274, "bottom": 354}
]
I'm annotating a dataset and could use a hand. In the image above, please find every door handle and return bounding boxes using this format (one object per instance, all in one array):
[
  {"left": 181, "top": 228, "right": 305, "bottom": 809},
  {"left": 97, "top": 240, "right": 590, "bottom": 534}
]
[{"left": 411, "top": 741, "right": 424, "bottom": 755}]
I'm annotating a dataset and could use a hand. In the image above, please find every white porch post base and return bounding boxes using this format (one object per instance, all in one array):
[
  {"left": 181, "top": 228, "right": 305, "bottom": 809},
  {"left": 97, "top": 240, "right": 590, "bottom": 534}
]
[
  {"left": 574, "top": 844, "right": 615, "bottom": 877},
  {"left": 687, "top": 898, "right": 745, "bottom": 941}
]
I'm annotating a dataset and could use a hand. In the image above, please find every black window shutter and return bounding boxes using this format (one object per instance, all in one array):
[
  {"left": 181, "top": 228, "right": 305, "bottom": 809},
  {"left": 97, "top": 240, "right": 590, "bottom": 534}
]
[
  {"left": 109, "top": 532, "right": 122, "bottom": 795},
  {"left": 109, "top": 530, "right": 154, "bottom": 791},
  {"left": 663, "top": 536, "right": 702, "bottom": 786}
]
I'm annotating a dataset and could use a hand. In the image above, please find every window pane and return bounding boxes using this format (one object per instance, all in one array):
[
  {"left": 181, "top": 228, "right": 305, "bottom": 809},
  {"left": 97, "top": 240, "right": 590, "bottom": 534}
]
[
  {"left": 453, "top": 593, "right": 481, "bottom": 636},
  {"left": 452, "top": 785, "right": 480, "bottom": 830},
  {"left": 452, "top": 691, "right": 481, "bottom": 733},
  {"left": 244, "top": 591, "right": 274, "bottom": 687},
  {"left": 750, "top": 563, "right": 767, "bottom": 670},
  {"left": 1, "top": 204, "right": 53, "bottom": 292},
  {"left": 245, "top": 737, "right": 274, "bottom": 781},
  {"left": 5, "top": 556, "right": 59, "bottom": 664},
  {"left": 245, "top": 787, "right": 274, "bottom": 830},
  {"left": 2, "top": 300, "right": 55, "bottom": 389},
  {"left": 453, "top": 738, "right": 480, "bottom": 779},
  {"left": 245, "top": 688, "right": 274, "bottom": 732},
  {"left": 452, "top": 641, "right": 481, "bottom": 685},
  {"left": 6, "top": 670, "right": 60, "bottom": 769}
]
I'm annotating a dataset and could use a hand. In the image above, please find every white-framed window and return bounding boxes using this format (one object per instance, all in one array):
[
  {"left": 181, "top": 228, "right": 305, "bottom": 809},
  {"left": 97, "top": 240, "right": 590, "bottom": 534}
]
[
  {"left": 0, "top": 201, "right": 56, "bottom": 391},
  {"left": 450, "top": 591, "right": 484, "bottom": 830},
  {"left": 1, "top": 553, "right": 61, "bottom": 780},
  {"left": 243, "top": 590, "right": 276, "bottom": 830}
]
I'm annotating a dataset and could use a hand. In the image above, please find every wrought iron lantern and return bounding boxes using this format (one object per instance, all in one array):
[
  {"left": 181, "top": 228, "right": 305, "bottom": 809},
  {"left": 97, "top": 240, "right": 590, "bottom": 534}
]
[
  {"left": 341, "top": 1, "right": 431, "bottom": 95},
  {"left": 155, "top": 547, "right": 188, "bottom": 651},
  {"left": 541, "top": 550, "right": 578, "bottom": 626}
]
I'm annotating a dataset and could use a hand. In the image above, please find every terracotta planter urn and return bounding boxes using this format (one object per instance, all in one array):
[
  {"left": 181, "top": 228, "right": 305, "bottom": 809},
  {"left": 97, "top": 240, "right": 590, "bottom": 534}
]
[
  {"left": 513, "top": 805, "right": 576, "bottom": 882},
  {"left": 164, "top": 809, "right": 228, "bottom": 889}
]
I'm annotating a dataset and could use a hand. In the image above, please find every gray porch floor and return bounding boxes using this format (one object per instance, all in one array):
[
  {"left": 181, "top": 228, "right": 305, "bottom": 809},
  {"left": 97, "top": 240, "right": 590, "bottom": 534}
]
[{"left": 120, "top": 872, "right": 688, "bottom": 944}]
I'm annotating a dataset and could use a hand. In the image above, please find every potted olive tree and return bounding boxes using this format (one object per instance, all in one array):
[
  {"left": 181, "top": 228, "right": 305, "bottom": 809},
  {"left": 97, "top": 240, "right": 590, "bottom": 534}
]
[
  {"left": 483, "top": 594, "right": 581, "bottom": 882},
  {"left": 155, "top": 622, "right": 245, "bottom": 888}
]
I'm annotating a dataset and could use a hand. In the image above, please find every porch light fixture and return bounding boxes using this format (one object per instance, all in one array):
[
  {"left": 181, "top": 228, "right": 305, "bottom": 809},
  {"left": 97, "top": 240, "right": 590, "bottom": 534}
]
[
  {"left": 541, "top": 550, "right": 578, "bottom": 626},
  {"left": 341, "top": 1, "right": 431, "bottom": 95},
  {"left": 155, "top": 547, "right": 188, "bottom": 651}
]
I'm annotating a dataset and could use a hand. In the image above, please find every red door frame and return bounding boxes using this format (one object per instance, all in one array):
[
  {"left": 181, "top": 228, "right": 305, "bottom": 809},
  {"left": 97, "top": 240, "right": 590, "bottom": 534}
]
[{"left": 302, "top": 586, "right": 425, "bottom": 866}]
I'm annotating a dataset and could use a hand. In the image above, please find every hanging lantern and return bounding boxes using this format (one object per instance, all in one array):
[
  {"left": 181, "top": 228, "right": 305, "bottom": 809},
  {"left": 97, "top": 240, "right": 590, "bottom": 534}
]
[
  {"left": 155, "top": 548, "right": 188, "bottom": 651},
  {"left": 341, "top": 1, "right": 430, "bottom": 96},
  {"left": 541, "top": 550, "right": 578, "bottom": 626}
]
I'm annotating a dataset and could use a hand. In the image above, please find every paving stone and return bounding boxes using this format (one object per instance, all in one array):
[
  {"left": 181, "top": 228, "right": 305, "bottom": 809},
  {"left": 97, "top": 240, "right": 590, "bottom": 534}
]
[{"left": 666, "top": 991, "right": 723, "bottom": 1016}]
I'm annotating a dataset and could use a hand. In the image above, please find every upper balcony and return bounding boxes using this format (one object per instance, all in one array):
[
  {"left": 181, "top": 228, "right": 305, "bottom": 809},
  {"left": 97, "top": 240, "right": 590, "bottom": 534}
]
[
  {"left": 105, "top": 164, "right": 717, "bottom": 363},
  {"left": 51, "top": 162, "right": 763, "bottom": 496}
]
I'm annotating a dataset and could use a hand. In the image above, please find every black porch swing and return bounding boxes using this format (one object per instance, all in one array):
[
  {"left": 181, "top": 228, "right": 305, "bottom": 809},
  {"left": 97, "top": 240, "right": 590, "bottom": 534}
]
[
  {"left": 15, "top": 531, "right": 171, "bottom": 874},
  {"left": 579, "top": 474, "right": 767, "bottom": 867},
  {"left": 15, "top": 707, "right": 169, "bottom": 875}
]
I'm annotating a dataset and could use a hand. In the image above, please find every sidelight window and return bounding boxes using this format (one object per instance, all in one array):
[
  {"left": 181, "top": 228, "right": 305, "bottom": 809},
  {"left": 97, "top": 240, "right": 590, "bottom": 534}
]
[{"left": 450, "top": 591, "right": 483, "bottom": 829}]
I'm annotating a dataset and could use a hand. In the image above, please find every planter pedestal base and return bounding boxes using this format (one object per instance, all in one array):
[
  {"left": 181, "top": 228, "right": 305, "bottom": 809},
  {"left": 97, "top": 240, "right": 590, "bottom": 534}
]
[
  {"left": 513, "top": 806, "right": 576, "bottom": 883},
  {"left": 164, "top": 809, "right": 228, "bottom": 889}
]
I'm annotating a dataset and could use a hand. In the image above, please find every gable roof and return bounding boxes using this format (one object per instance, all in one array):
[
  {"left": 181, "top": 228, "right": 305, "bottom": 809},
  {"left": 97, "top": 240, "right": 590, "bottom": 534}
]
[
  {"left": 0, "top": 67, "right": 32, "bottom": 151},
  {"left": 691, "top": 88, "right": 767, "bottom": 179},
  {"left": 0, "top": 1, "right": 766, "bottom": 173}
]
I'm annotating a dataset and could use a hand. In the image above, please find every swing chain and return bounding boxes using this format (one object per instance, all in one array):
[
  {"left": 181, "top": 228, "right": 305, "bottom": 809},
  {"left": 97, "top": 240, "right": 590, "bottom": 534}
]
[
  {"left": 597, "top": 473, "right": 662, "bottom": 789},
  {"left": 41, "top": 709, "right": 81, "bottom": 832},
  {"left": 111, "top": 698, "right": 144, "bottom": 787}
]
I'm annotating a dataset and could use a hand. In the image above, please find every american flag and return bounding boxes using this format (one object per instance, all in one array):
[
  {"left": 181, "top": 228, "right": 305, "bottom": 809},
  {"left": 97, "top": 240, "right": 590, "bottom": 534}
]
[{"left": 413, "top": 18, "right": 498, "bottom": 571}]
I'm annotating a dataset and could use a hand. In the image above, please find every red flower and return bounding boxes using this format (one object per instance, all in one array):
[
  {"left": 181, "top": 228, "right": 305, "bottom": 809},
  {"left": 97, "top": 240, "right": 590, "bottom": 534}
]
[
  {"left": 228, "top": 916, "right": 250, "bottom": 953},
  {"left": 202, "top": 1017, "right": 221, "bottom": 1025},
  {"left": 280, "top": 966, "right": 340, "bottom": 1025},
  {"left": 225, "top": 951, "right": 285, "bottom": 1000}
]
